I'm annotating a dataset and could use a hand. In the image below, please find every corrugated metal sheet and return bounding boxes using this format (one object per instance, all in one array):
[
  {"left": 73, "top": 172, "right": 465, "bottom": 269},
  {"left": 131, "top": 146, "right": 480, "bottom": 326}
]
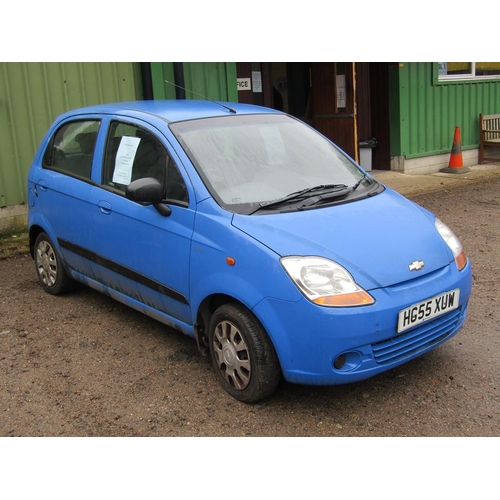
[
  {"left": 0, "top": 62, "right": 140, "bottom": 207},
  {"left": 150, "top": 62, "right": 177, "bottom": 99},
  {"left": 151, "top": 62, "right": 237, "bottom": 102},
  {"left": 183, "top": 62, "right": 238, "bottom": 102},
  {"left": 397, "top": 62, "right": 500, "bottom": 159}
]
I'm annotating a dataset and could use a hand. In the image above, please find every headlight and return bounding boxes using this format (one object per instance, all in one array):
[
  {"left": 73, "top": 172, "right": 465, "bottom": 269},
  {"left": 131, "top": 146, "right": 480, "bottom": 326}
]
[
  {"left": 281, "top": 256, "right": 374, "bottom": 307},
  {"left": 435, "top": 218, "right": 467, "bottom": 271}
]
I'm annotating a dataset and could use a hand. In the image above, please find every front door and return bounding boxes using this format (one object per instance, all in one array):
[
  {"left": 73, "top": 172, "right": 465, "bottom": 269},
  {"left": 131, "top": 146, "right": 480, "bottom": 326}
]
[{"left": 90, "top": 119, "right": 195, "bottom": 326}]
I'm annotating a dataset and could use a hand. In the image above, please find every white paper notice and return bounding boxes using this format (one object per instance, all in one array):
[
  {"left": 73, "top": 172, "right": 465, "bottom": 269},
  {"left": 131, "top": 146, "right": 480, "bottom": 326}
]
[
  {"left": 112, "top": 136, "right": 141, "bottom": 185},
  {"left": 252, "top": 71, "right": 262, "bottom": 93},
  {"left": 336, "top": 74, "right": 346, "bottom": 108}
]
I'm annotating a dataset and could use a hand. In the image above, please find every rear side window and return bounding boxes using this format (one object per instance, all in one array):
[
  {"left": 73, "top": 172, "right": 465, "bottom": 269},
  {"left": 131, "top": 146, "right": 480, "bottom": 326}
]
[
  {"left": 43, "top": 120, "right": 100, "bottom": 180},
  {"left": 102, "top": 121, "right": 188, "bottom": 205}
]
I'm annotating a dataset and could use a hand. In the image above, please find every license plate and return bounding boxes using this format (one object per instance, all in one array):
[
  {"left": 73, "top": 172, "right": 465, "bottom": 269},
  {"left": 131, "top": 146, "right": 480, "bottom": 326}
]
[{"left": 397, "top": 288, "right": 460, "bottom": 333}]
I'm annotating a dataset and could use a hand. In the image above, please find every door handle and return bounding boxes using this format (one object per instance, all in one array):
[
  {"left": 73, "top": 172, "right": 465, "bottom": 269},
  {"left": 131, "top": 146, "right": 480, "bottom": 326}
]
[
  {"left": 98, "top": 200, "right": 112, "bottom": 215},
  {"left": 37, "top": 179, "right": 48, "bottom": 191}
]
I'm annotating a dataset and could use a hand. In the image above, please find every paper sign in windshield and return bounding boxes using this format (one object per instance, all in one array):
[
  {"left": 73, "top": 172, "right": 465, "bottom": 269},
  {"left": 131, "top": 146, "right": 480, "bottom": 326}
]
[{"left": 112, "top": 136, "right": 141, "bottom": 185}]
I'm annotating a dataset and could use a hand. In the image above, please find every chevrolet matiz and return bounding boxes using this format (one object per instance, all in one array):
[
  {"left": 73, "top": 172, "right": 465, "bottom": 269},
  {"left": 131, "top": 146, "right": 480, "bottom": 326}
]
[{"left": 27, "top": 100, "right": 472, "bottom": 402}]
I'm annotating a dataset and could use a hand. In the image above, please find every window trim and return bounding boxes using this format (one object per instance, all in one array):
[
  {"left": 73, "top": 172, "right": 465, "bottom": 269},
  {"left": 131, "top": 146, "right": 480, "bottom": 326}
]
[{"left": 434, "top": 62, "right": 500, "bottom": 84}]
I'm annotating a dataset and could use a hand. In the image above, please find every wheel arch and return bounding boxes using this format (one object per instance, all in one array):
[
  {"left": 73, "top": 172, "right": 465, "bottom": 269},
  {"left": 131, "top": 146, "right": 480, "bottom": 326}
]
[
  {"left": 29, "top": 224, "right": 46, "bottom": 258},
  {"left": 194, "top": 293, "right": 278, "bottom": 360},
  {"left": 195, "top": 293, "right": 238, "bottom": 356}
]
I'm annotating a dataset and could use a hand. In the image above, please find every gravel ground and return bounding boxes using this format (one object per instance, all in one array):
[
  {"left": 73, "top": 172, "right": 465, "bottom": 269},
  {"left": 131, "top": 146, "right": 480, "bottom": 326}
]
[{"left": 1, "top": 179, "right": 499, "bottom": 439}]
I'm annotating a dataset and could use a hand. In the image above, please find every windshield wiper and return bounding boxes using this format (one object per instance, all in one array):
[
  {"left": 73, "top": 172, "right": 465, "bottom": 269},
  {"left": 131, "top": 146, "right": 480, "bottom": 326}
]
[
  {"left": 249, "top": 184, "right": 348, "bottom": 214},
  {"left": 351, "top": 172, "right": 368, "bottom": 192},
  {"left": 297, "top": 174, "right": 369, "bottom": 209}
]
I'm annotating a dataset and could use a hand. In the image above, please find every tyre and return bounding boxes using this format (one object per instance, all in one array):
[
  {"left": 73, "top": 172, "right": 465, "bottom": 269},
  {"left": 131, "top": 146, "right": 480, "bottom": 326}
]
[
  {"left": 34, "top": 232, "right": 73, "bottom": 295},
  {"left": 209, "top": 302, "right": 281, "bottom": 403}
]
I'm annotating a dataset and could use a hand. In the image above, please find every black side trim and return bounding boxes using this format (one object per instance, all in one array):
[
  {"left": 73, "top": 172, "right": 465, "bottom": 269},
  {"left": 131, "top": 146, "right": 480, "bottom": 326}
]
[{"left": 58, "top": 239, "right": 189, "bottom": 305}]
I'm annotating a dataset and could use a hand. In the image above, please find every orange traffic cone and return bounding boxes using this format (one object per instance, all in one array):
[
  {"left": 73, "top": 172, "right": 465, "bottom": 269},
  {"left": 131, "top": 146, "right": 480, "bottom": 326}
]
[{"left": 440, "top": 126, "right": 470, "bottom": 174}]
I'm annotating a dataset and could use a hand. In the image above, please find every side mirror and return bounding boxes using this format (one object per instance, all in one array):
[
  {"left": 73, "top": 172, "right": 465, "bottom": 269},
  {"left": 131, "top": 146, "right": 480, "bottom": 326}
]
[{"left": 126, "top": 177, "right": 172, "bottom": 217}]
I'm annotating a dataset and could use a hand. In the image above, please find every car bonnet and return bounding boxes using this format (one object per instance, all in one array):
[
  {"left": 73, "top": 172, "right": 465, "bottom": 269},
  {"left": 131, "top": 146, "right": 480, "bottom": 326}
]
[{"left": 231, "top": 188, "right": 453, "bottom": 290}]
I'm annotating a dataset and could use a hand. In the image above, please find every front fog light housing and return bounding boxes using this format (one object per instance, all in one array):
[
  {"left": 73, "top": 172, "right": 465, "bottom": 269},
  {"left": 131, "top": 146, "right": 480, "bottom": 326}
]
[
  {"left": 435, "top": 218, "right": 467, "bottom": 271},
  {"left": 281, "top": 256, "right": 374, "bottom": 307}
]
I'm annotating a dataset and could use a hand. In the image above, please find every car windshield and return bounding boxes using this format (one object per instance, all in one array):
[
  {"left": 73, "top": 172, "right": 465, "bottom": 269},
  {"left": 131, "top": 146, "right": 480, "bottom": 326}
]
[{"left": 171, "top": 113, "right": 370, "bottom": 214}]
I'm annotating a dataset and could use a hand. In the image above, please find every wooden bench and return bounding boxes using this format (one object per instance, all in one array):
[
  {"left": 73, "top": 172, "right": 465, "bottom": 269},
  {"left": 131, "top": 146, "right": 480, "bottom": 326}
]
[{"left": 479, "top": 113, "right": 500, "bottom": 164}]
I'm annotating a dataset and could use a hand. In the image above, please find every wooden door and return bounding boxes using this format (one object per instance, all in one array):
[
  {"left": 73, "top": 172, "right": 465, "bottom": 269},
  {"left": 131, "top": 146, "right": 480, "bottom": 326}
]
[{"left": 310, "top": 62, "right": 358, "bottom": 161}]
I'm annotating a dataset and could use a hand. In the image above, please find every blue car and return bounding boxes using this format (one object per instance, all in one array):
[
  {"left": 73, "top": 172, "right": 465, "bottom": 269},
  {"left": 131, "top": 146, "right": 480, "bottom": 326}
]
[{"left": 27, "top": 100, "right": 472, "bottom": 402}]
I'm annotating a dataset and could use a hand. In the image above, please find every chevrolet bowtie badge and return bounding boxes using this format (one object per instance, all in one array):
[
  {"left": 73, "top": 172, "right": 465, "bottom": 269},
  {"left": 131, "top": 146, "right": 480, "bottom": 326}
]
[{"left": 409, "top": 260, "right": 425, "bottom": 271}]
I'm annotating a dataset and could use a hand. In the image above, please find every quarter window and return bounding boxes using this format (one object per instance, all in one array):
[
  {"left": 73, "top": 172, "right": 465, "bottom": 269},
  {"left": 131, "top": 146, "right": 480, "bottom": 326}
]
[{"left": 43, "top": 120, "right": 100, "bottom": 179}]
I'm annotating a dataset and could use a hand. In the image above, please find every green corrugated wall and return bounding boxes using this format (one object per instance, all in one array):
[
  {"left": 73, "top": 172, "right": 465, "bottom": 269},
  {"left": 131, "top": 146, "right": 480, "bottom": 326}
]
[
  {"left": 150, "top": 63, "right": 177, "bottom": 99},
  {"left": 150, "top": 62, "right": 237, "bottom": 102},
  {"left": 183, "top": 62, "right": 237, "bottom": 101},
  {"left": 391, "top": 62, "right": 500, "bottom": 159},
  {"left": 0, "top": 62, "right": 141, "bottom": 207}
]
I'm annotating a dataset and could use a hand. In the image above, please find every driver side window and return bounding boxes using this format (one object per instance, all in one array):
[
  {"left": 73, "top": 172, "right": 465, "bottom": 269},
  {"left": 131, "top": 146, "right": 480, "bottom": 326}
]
[{"left": 102, "top": 121, "right": 188, "bottom": 205}]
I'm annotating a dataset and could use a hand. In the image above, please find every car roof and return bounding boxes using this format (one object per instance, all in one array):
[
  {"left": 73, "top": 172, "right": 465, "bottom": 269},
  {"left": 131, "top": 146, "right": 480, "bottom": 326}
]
[{"left": 61, "top": 99, "right": 281, "bottom": 123}]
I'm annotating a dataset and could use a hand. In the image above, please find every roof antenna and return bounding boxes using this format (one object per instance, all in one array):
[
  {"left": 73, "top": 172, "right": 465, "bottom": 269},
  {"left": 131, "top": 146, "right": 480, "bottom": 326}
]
[{"left": 165, "top": 80, "right": 237, "bottom": 114}]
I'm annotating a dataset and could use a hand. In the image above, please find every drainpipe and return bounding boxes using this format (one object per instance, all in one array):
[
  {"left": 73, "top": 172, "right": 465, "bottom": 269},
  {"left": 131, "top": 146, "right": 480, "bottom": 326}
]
[
  {"left": 173, "top": 63, "right": 186, "bottom": 100},
  {"left": 140, "top": 62, "right": 154, "bottom": 100}
]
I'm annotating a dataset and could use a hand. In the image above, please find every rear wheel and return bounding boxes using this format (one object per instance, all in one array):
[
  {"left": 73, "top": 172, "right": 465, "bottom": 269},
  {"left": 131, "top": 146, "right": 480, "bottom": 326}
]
[
  {"left": 209, "top": 303, "right": 281, "bottom": 403},
  {"left": 34, "top": 232, "right": 73, "bottom": 295}
]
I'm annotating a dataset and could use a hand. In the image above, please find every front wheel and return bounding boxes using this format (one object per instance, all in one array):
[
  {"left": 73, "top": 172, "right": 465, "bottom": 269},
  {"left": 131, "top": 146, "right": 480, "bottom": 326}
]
[
  {"left": 209, "top": 303, "right": 281, "bottom": 403},
  {"left": 34, "top": 232, "right": 73, "bottom": 295}
]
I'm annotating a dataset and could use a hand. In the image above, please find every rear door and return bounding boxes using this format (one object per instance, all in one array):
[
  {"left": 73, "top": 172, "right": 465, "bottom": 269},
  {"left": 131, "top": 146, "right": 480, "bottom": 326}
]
[
  {"left": 89, "top": 118, "right": 195, "bottom": 325},
  {"left": 35, "top": 118, "right": 101, "bottom": 278}
]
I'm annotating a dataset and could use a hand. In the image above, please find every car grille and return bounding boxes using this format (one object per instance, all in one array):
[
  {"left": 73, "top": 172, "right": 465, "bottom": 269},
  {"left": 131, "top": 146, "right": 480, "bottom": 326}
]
[{"left": 372, "top": 308, "right": 462, "bottom": 365}]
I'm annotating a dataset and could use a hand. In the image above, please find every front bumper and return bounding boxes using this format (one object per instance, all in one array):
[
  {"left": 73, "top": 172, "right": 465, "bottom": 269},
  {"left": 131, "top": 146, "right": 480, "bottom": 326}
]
[{"left": 253, "top": 261, "right": 472, "bottom": 386}]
